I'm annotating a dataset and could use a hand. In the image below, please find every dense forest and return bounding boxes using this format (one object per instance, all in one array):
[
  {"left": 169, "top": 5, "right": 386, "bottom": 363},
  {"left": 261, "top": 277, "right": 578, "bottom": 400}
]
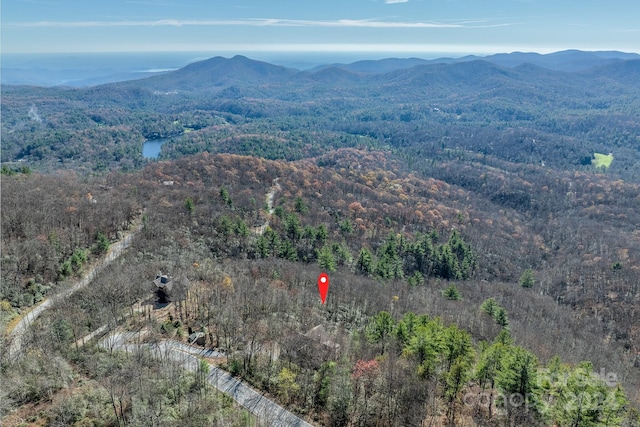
[
  {"left": 2, "top": 55, "right": 640, "bottom": 177},
  {"left": 1, "top": 53, "right": 640, "bottom": 426}
]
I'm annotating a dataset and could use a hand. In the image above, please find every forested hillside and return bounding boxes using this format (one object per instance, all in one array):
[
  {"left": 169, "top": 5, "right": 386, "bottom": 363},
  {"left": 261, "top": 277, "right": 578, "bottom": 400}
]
[
  {"left": 2, "top": 53, "right": 640, "bottom": 426},
  {"left": 2, "top": 56, "right": 640, "bottom": 176}
]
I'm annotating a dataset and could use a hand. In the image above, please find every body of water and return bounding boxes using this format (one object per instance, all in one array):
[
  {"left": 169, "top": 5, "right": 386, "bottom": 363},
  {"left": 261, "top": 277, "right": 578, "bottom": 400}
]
[{"left": 142, "top": 139, "right": 167, "bottom": 159}]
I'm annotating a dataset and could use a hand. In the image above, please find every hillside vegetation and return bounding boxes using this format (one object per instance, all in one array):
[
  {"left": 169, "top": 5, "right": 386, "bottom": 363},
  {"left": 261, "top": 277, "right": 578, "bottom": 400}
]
[{"left": 2, "top": 52, "right": 640, "bottom": 426}]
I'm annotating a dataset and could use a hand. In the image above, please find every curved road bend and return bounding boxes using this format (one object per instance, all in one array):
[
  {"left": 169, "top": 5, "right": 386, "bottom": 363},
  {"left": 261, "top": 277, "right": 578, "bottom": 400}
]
[
  {"left": 101, "top": 332, "right": 313, "bottom": 427},
  {"left": 7, "top": 224, "right": 141, "bottom": 359}
]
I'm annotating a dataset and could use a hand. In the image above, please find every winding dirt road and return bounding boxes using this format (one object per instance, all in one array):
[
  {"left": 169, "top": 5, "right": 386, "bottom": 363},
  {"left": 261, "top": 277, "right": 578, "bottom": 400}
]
[
  {"left": 7, "top": 183, "right": 312, "bottom": 425},
  {"left": 253, "top": 177, "right": 281, "bottom": 235},
  {"left": 7, "top": 223, "right": 142, "bottom": 359}
]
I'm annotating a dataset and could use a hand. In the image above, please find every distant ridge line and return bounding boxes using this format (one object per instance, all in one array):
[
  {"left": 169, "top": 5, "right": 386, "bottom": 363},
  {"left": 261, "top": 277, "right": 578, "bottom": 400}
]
[{"left": 2, "top": 49, "right": 639, "bottom": 87}]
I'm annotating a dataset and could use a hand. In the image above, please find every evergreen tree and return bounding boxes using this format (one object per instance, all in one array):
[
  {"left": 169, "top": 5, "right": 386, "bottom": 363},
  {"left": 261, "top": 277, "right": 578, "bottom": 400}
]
[
  {"left": 235, "top": 219, "right": 250, "bottom": 237},
  {"left": 519, "top": 268, "right": 535, "bottom": 288},
  {"left": 494, "top": 328, "right": 514, "bottom": 346},
  {"left": 356, "top": 247, "right": 374, "bottom": 276},
  {"left": 219, "top": 186, "right": 232, "bottom": 206},
  {"left": 0, "top": 165, "right": 16, "bottom": 175},
  {"left": 366, "top": 311, "right": 395, "bottom": 353},
  {"left": 481, "top": 297, "right": 499, "bottom": 317},
  {"left": 273, "top": 205, "right": 284, "bottom": 218},
  {"left": 339, "top": 218, "right": 354, "bottom": 234},
  {"left": 93, "top": 231, "right": 110, "bottom": 255},
  {"left": 255, "top": 235, "right": 269, "bottom": 258},
  {"left": 317, "top": 245, "right": 337, "bottom": 272},
  {"left": 433, "top": 231, "right": 476, "bottom": 279},
  {"left": 302, "top": 225, "right": 316, "bottom": 240},
  {"left": 496, "top": 346, "right": 538, "bottom": 420},
  {"left": 315, "top": 224, "right": 328, "bottom": 244},
  {"left": 375, "top": 233, "right": 403, "bottom": 279},
  {"left": 217, "top": 215, "right": 234, "bottom": 237},
  {"left": 294, "top": 196, "right": 309, "bottom": 214},
  {"left": 331, "top": 241, "right": 352, "bottom": 266},
  {"left": 395, "top": 320, "right": 410, "bottom": 348},
  {"left": 476, "top": 341, "right": 507, "bottom": 391},
  {"left": 442, "top": 325, "right": 473, "bottom": 370},
  {"left": 284, "top": 213, "right": 302, "bottom": 242},
  {"left": 278, "top": 240, "right": 298, "bottom": 261},
  {"left": 475, "top": 334, "right": 511, "bottom": 418},
  {"left": 442, "top": 283, "right": 462, "bottom": 300},
  {"left": 494, "top": 306, "right": 509, "bottom": 328},
  {"left": 70, "top": 248, "right": 88, "bottom": 272},
  {"left": 404, "top": 319, "right": 445, "bottom": 379},
  {"left": 395, "top": 312, "right": 420, "bottom": 352},
  {"left": 313, "top": 361, "right": 336, "bottom": 411},
  {"left": 184, "top": 197, "right": 195, "bottom": 213},
  {"left": 402, "top": 311, "right": 419, "bottom": 336},
  {"left": 264, "top": 227, "right": 281, "bottom": 254},
  {"left": 415, "top": 234, "right": 435, "bottom": 275},
  {"left": 444, "top": 356, "right": 473, "bottom": 426},
  {"left": 537, "top": 355, "right": 568, "bottom": 418},
  {"left": 600, "top": 386, "right": 629, "bottom": 427},
  {"left": 435, "top": 244, "right": 461, "bottom": 280},
  {"left": 374, "top": 254, "right": 403, "bottom": 279},
  {"left": 406, "top": 270, "right": 424, "bottom": 286},
  {"left": 550, "top": 361, "right": 629, "bottom": 427}
]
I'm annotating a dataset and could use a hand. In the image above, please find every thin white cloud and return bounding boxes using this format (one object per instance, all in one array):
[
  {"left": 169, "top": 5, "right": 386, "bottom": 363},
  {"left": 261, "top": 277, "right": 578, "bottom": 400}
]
[
  {"left": 90, "top": 42, "right": 567, "bottom": 55},
  {"left": 7, "top": 17, "right": 515, "bottom": 29},
  {"left": 8, "top": 40, "right": 639, "bottom": 55},
  {"left": 386, "top": 0, "right": 409, "bottom": 3}
]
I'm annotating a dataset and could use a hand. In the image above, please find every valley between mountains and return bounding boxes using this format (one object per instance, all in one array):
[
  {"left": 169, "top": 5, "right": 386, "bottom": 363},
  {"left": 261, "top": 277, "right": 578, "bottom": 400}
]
[{"left": 2, "top": 51, "right": 640, "bottom": 426}]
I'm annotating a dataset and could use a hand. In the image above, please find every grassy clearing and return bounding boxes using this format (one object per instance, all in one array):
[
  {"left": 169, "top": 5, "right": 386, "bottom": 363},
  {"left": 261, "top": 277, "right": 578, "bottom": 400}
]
[{"left": 592, "top": 152, "right": 613, "bottom": 168}]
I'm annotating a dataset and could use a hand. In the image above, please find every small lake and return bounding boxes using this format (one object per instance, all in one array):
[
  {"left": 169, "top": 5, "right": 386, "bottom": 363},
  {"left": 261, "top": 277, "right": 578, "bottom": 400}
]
[{"left": 142, "top": 139, "right": 167, "bottom": 159}]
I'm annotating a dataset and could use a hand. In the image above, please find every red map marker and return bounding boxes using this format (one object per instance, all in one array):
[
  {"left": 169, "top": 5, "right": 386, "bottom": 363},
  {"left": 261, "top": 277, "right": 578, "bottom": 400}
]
[{"left": 318, "top": 273, "right": 329, "bottom": 304}]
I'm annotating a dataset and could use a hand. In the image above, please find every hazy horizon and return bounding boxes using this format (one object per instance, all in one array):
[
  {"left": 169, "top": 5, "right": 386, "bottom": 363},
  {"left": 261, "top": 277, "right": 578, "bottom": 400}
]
[
  {"left": 3, "top": 0, "right": 639, "bottom": 55},
  {"left": 2, "top": 48, "right": 639, "bottom": 87}
]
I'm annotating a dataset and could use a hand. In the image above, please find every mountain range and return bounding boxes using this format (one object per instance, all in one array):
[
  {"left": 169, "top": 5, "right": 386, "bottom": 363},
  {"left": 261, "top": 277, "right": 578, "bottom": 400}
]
[
  {"left": 311, "top": 49, "right": 640, "bottom": 74},
  {"left": 3, "top": 49, "right": 640, "bottom": 174},
  {"left": 2, "top": 48, "right": 640, "bottom": 424},
  {"left": 113, "top": 51, "right": 640, "bottom": 101},
  {"left": 2, "top": 49, "right": 639, "bottom": 87}
]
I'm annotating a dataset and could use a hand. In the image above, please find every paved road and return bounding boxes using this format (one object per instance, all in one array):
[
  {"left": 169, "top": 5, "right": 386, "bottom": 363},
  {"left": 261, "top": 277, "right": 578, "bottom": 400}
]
[
  {"left": 7, "top": 225, "right": 140, "bottom": 359},
  {"left": 101, "top": 332, "right": 314, "bottom": 427},
  {"left": 7, "top": 205, "right": 313, "bottom": 425}
]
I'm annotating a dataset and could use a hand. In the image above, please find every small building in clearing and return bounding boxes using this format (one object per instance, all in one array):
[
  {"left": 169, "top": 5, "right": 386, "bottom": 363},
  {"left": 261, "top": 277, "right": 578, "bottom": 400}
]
[{"left": 153, "top": 274, "right": 173, "bottom": 304}]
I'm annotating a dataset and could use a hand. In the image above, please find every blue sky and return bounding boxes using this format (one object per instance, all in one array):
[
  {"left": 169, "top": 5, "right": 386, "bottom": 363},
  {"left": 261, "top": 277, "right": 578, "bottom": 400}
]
[{"left": 2, "top": 0, "right": 639, "bottom": 55}]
